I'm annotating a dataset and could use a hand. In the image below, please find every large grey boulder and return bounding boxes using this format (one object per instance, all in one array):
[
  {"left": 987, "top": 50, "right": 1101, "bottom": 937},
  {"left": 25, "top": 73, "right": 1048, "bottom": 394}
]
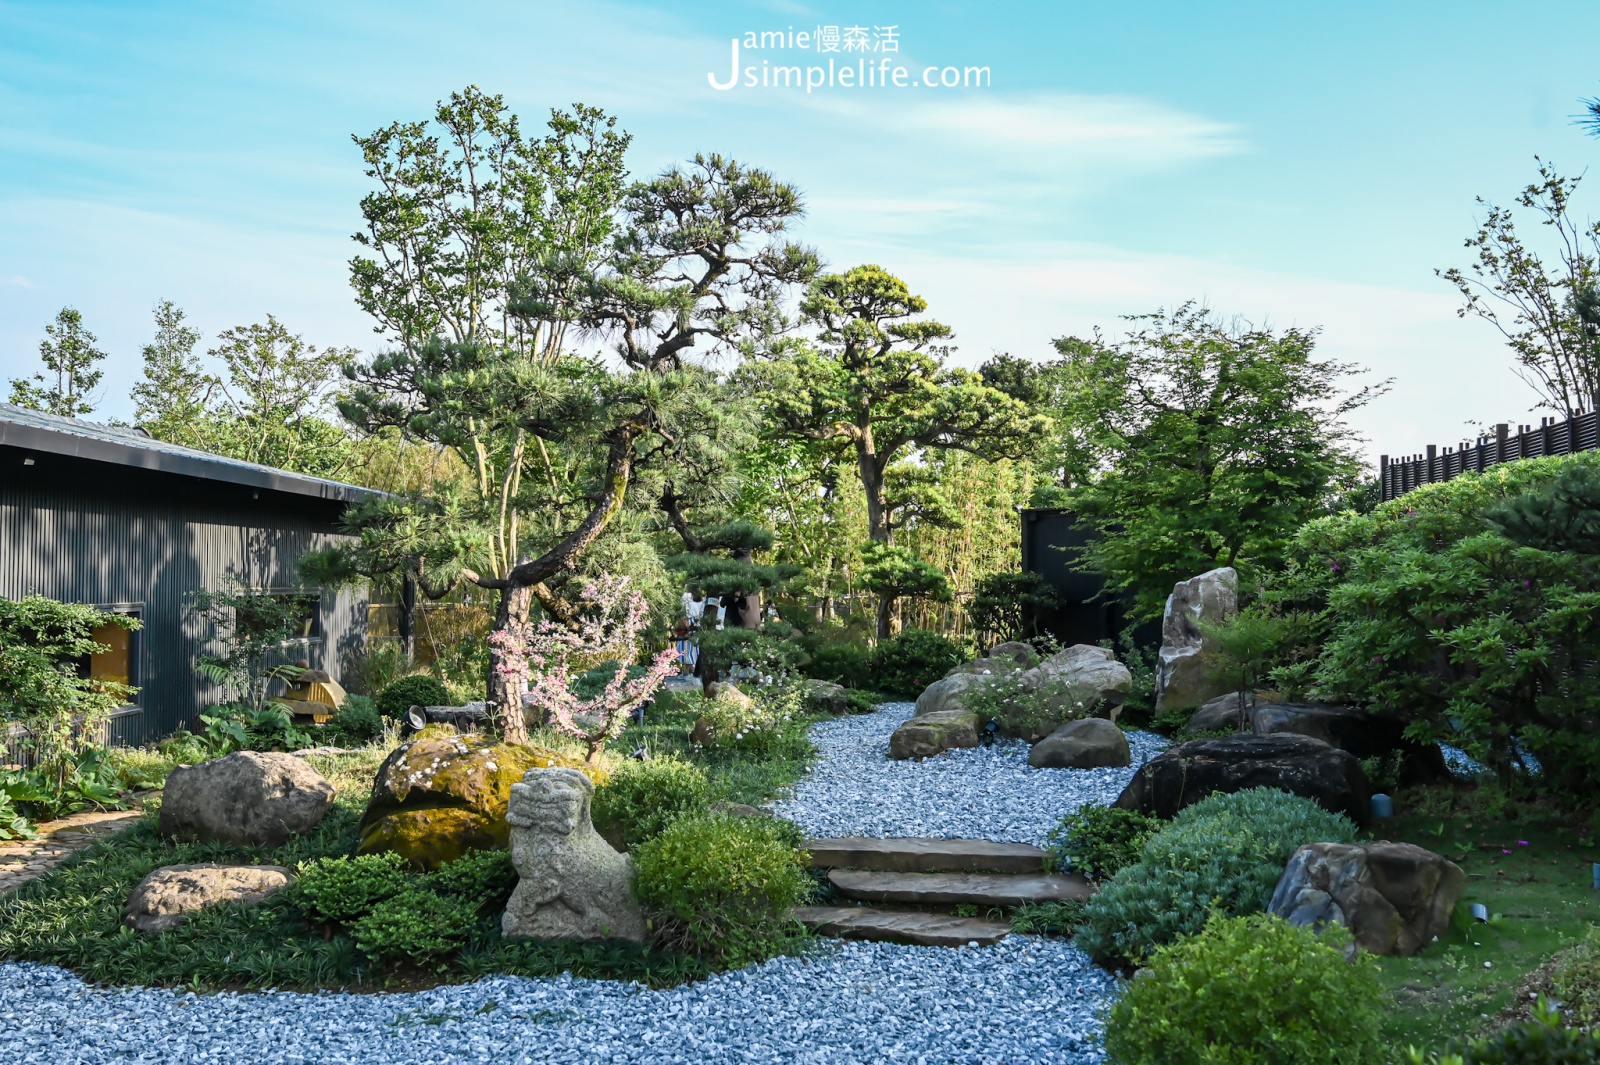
[
  {"left": 502, "top": 768, "right": 646, "bottom": 941},
  {"left": 1028, "top": 718, "right": 1131, "bottom": 769},
  {"left": 1113, "top": 733, "right": 1370, "bottom": 825},
  {"left": 1269, "top": 841, "right": 1465, "bottom": 955},
  {"left": 803, "top": 679, "right": 851, "bottom": 716},
  {"left": 1186, "top": 691, "right": 1256, "bottom": 733},
  {"left": 889, "top": 710, "right": 981, "bottom": 760},
  {"left": 1016, "top": 644, "right": 1132, "bottom": 728},
  {"left": 1153, "top": 567, "right": 1238, "bottom": 712},
  {"left": 160, "top": 751, "right": 336, "bottom": 847},
  {"left": 124, "top": 863, "right": 294, "bottom": 934},
  {"left": 914, "top": 671, "right": 990, "bottom": 718}
]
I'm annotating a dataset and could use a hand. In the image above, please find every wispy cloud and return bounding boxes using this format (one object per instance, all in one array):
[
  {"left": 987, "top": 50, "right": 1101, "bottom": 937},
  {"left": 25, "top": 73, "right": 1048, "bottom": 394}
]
[{"left": 0, "top": 275, "right": 36, "bottom": 289}]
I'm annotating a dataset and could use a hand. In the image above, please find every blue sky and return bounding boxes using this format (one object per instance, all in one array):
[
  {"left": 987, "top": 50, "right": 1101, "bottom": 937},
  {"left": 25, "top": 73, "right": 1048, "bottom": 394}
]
[{"left": 3, "top": 0, "right": 1599, "bottom": 458}]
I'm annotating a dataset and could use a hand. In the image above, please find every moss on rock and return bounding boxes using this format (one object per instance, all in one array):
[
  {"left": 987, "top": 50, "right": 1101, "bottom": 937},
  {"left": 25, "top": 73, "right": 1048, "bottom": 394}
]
[{"left": 356, "top": 728, "right": 602, "bottom": 869}]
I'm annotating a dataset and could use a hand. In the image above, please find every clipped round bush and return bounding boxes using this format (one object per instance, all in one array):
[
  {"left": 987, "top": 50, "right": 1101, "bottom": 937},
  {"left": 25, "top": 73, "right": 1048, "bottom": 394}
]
[
  {"left": 328, "top": 693, "right": 384, "bottom": 744},
  {"left": 375, "top": 674, "right": 452, "bottom": 720},
  {"left": 695, "top": 685, "right": 807, "bottom": 755},
  {"left": 591, "top": 756, "right": 711, "bottom": 850},
  {"left": 872, "top": 629, "right": 968, "bottom": 697},
  {"left": 1077, "top": 787, "right": 1357, "bottom": 962},
  {"left": 1045, "top": 804, "right": 1160, "bottom": 879},
  {"left": 293, "top": 852, "right": 410, "bottom": 924},
  {"left": 1104, "top": 912, "right": 1386, "bottom": 1065},
  {"left": 348, "top": 888, "right": 479, "bottom": 962},
  {"left": 631, "top": 814, "right": 811, "bottom": 967}
]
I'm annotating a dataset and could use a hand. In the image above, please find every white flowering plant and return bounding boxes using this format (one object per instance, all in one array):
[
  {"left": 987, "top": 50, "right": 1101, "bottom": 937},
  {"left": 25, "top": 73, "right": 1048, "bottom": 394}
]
[{"left": 695, "top": 683, "right": 808, "bottom": 755}]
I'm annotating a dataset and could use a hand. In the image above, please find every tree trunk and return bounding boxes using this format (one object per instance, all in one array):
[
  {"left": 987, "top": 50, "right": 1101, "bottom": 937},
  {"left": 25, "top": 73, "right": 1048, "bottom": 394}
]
[
  {"left": 398, "top": 576, "right": 417, "bottom": 665},
  {"left": 488, "top": 581, "right": 534, "bottom": 743},
  {"left": 856, "top": 427, "right": 890, "bottom": 544},
  {"left": 876, "top": 593, "right": 895, "bottom": 641},
  {"left": 728, "top": 547, "right": 763, "bottom": 628}
]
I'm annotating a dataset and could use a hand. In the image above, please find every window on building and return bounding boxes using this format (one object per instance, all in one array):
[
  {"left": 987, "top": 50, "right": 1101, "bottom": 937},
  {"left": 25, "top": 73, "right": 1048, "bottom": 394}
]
[{"left": 77, "top": 608, "right": 141, "bottom": 704}]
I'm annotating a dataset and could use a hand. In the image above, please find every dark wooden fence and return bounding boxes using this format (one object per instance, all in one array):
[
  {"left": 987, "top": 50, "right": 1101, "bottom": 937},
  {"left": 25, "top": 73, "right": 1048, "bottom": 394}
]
[{"left": 1380, "top": 412, "right": 1600, "bottom": 502}]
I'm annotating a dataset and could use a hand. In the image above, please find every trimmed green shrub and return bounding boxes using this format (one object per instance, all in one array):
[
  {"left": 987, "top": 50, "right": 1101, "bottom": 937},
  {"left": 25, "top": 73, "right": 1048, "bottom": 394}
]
[
  {"left": 632, "top": 814, "right": 811, "bottom": 967},
  {"left": 803, "top": 639, "right": 873, "bottom": 689},
  {"left": 1281, "top": 452, "right": 1600, "bottom": 798},
  {"left": 327, "top": 693, "right": 384, "bottom": 744},
  {"left": 375, "top": 674, "right": 452, "bottom": 720},
  {"left": 699, "top": 628, "right": 810, "bottom": 686},
  {"left": 292, "top": 852, "right": 410, "bottom": 924},
  {"left": 1104, "top": 912, "right": 1386, "bottom": 1065},
  {"left": 1550, "top": 926, "right": 1600, "bottom": 1032},
  {"left": 1407, "top": 998, "right": 1600, "bottom": 1063},
  {"left": 591, "top": 756, "right": 712, "bottom": 850},
  {"left": 871, "top": 628, "right": 968, "bottom": 697},
  {"left": 348, "top": 888, "right": 479, "bottom": 963},
  {"left": 1044, "top": 804, "right": 1160, "bottom": 879},
  {"left": 1076, "top": 788, "right": 1357, "bottom": 962}
]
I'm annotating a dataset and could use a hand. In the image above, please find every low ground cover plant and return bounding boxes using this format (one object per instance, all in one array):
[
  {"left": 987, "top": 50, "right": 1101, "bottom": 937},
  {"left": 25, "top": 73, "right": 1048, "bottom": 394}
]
[
  {"left": 1104, "top": 912, "right": 1387, "bottom": 1065},
  {"left": 1044, "top": 804, "right": 1160, "bottom": 879},
  {"left": 1407, "top": 998, "right": 1600, "bottom": 1063},
  {"left": 632, "top": 813, "right": 812, "bottom": 968},
  {"left": 693, "top": 684, "right": 809, "bottom": 755},
  {"left": 1077, "top": 788, "right": 1358, "bottom": 962}
]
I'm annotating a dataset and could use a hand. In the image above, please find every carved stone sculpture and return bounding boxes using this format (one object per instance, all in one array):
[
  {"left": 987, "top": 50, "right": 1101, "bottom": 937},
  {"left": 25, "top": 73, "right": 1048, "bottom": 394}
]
[{"left": 501, "top": 767, "right": 647, "bottom": 942}]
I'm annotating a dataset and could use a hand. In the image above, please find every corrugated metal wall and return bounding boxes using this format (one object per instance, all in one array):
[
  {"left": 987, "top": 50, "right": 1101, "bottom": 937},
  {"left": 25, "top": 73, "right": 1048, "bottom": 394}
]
[{"left": 0, "top": 477, "right": 367, "bottom": 746}]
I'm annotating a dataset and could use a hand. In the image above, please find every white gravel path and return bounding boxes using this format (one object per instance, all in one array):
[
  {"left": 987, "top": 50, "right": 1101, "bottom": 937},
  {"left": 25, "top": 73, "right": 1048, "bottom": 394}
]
[
  {"left": 0, "top": 701, "right": 1145, "bottom": 1063},
  {"left": 771, "top": 702, "right": 1169, "bottom": 845}
]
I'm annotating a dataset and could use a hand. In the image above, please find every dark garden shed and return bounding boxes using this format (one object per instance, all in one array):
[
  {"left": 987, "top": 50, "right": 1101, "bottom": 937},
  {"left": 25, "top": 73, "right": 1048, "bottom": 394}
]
[{"left": 0, "top": 403, "right": 374, "bottom": 746}]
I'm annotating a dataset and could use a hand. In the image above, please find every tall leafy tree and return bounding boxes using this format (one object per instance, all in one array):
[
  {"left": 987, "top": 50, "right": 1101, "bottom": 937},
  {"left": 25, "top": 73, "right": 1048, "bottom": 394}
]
[
  {"left": 332, "top": 89, "right": 817, "bottom": 737},
  {"left": 1439, "top": 160, "right": 1600, "bottom": 417},
  {"left": 9, "top": 307, "right": 106, "bottom": 417},
  {"left": 132, "top": 300, "right": 215, "bottom": 442},
  {"left": 1057, "top": 303, "right": 1383, "bottom": 618}
]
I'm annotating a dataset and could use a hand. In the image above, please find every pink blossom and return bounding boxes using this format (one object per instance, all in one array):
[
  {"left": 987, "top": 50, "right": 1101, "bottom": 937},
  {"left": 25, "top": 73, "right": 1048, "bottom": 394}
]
[{"left": 489, "top": 575, "right": 675, "bottom": 762}]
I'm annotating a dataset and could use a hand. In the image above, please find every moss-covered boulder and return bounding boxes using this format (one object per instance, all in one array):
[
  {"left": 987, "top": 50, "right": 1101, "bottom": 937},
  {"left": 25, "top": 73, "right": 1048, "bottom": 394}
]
[{"left": 356, "top": 726, "right": 602, "bottom": 869}]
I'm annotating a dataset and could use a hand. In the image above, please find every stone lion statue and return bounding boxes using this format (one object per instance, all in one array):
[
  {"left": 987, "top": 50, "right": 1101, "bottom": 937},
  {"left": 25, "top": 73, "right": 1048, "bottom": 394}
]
[{"left": 501, "top": 767, "right": 646, "bottom": 941}]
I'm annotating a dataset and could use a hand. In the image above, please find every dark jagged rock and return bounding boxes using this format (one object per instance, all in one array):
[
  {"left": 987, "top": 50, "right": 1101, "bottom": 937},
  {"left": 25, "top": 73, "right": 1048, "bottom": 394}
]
[{"left": 1113, "top": 733, "right": 1371, "bottom": 825}]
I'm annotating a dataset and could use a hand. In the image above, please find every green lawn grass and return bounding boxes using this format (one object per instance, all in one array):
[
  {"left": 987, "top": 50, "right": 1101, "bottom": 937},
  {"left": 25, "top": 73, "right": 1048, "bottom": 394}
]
[{"left": 1370, "top": 795, "right": 1600, "bottom": 1054}]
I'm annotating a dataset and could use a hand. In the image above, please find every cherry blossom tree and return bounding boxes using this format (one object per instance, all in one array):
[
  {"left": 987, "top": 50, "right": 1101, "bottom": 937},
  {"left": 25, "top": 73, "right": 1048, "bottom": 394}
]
[{"left": 489, "top": 575, "right": 676, "bottom": 761}]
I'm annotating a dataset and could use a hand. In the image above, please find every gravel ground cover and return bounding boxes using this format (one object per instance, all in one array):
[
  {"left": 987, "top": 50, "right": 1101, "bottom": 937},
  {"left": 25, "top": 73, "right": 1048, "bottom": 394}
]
[
  {"left": 0, "top": 701, "right": 1140, "bottom": 1063},
  {"left": 0, "top": 939, "right": 1115, "bottom": 1065},
  {"left": 770, "top": 702, "right": 1169, "bottom": 845}
]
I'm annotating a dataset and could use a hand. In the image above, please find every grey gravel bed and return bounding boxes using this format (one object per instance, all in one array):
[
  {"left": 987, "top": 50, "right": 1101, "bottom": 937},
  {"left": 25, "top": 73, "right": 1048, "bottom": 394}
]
[
  {"left": 0, "top": 938, "right": 1114, "bottom": 1064},
  {"left": 770, "top": 702, "right": 1169, "bottom": 846},
  {"left": 0, "top": 700, "right": 1137, "bottom": 1062}
]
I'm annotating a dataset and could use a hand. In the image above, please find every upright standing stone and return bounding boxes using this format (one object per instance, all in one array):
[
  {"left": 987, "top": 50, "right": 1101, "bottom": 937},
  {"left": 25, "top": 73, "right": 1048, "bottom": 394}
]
[
  {"left": 501, "top": 768, "right": 646, "bottom": 942},
  {"left": 1153, "top": 567, "right": 1239, "bottom": 712}
]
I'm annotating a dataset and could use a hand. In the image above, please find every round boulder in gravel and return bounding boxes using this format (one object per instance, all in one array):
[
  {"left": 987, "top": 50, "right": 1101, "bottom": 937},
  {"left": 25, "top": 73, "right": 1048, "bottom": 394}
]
[
  {"left": 124, "top": 863, "right": 294, "bottom": 934},
  {"left": 358, "top": 726, "right": 596, "bottom": 870},
  {"left": 888, "top": 709, "right": 981, "bottom": 760},
  {"left": 1113, "top": 732, "right": 1370, "bottom": 826},
  {"left": 159, "top": 751, "right": 335, "bottom": 847},
  {"left": 1013, "top": 644, "right": 1132, "bottom": 733},
  {"left": 1029, "top": 718, "right": 1130, "bottom": 769},
  {"left": 803, "top": 679, "right": 851, "bottom": 716},
  {"left": 1269, "top": 841, "right": 1465, "bottom": 955}
]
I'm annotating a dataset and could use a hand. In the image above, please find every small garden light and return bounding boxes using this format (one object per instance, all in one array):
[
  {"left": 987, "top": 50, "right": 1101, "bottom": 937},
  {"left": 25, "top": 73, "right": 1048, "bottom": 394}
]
[{"left": 1370, "top": 793, "right": 1394, "bottom": 819}]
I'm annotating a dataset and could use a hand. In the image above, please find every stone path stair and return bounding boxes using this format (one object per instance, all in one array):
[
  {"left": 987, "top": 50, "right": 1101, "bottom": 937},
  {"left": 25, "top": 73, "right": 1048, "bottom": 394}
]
[{"left": 794, "top": 837, "right": 1093, "bottom": 949}]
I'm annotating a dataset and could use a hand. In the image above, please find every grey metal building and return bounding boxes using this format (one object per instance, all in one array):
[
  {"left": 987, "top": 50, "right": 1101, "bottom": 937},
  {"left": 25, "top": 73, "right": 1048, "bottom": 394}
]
[{"left": 0, "top": 404, "right": 373, "bottom": 746}]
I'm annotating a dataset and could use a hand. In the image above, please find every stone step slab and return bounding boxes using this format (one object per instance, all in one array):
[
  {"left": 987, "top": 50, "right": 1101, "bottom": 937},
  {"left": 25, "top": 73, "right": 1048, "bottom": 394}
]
[
  {"left": 806, "top": 837, "right": 1048, "bottom": 875},
  {"left": 828, "top": 869, "right": 1094, "bottom": 908},
  {"left": 795, "top": 905, "right": 1012, "bottom": 947}
]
